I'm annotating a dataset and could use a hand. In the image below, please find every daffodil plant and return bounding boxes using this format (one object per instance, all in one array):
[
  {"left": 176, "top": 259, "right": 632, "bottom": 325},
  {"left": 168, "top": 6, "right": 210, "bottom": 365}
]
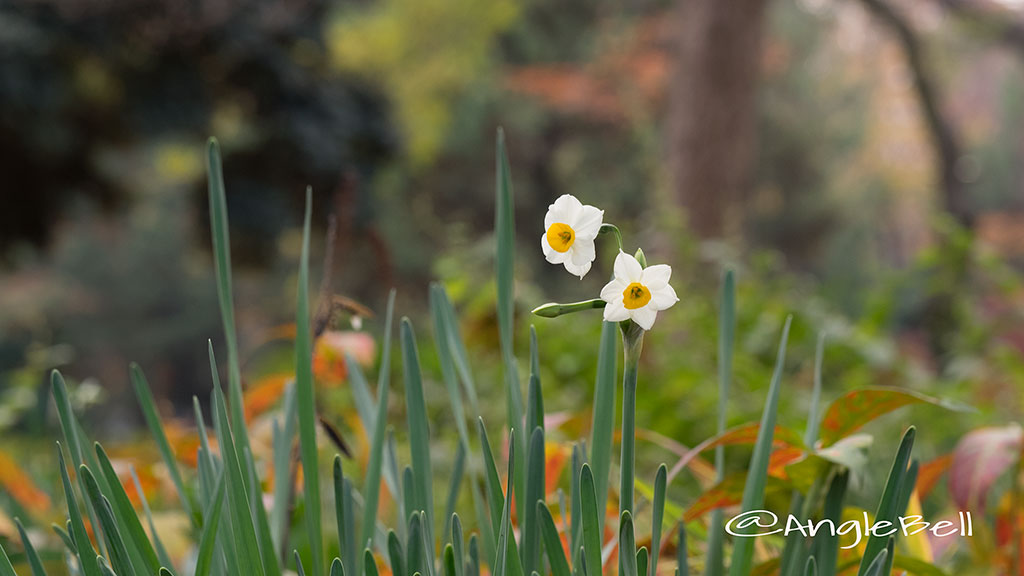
[{"left": 534, "top": 194, "right": 679, "bottom": 536}]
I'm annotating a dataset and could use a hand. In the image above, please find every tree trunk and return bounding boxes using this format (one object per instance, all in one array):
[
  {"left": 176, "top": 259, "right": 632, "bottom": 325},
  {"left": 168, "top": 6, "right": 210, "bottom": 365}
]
[{"left": 668, "top": 0, "right": 769, "bottom": 239}]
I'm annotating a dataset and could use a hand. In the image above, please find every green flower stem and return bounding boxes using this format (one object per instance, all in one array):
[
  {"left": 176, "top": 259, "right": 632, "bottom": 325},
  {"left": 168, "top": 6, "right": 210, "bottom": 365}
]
[
  {"left": 619, "top": 321, "right": 644, "bottom": 516},
  {"left": 599, "top": 224, "right": 623, "bottom": 251},
  {"left": 532, "top": 298, "right": 606, "bottom": 318}
]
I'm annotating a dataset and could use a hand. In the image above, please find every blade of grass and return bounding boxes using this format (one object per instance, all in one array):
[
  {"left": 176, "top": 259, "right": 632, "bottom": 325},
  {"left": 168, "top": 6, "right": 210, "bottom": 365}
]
[
  {"left": 195, "top": 472, "right": 227, "bottom": 576},
  {"left": 432, "top": 284, "right": 470, "bottom": 447},
  {"left": 650, "top": 464, "right": 667, "bottom": 576},
  {"left": 206, "top": 138, "right": 251, "bottom": 470},
  {"left": 437, "top": 287, "right": 479, "bottom": 416},
  {"left": 469, "top": 535, "right": 480, "bottom": 576},
  {"left": 570, "top": 443, "right": 585, "bottom": 564},
  {"left": 408, "top": 511, "right": 425, "bottom": 576},
  {"left": 361, "top": 288, "right": 397, "bottom": 557},
  {"left": 0, "top": 541, "right": 15, "bottom": 576},
  {"left": 728, "top": 315, "right": 792, "bottom": 576},
  {"left": 271, "top": 381, "right": 298, "bottom": 555},
  {"left": 589, "top": 322, "right": 617, "bottom": 537},
  {"left": 57, "top": 445, "right": 102, "bottom": 576},
  {"left": 94, "top": 444, "right": 161, "bottom": 574},
  {"left": 212, "top": 385, "right": 266, "bottom": 576},
  {"left": 331, "top": 558, "right": 346, "bottom": 576},
  {"left": 387, "top": 530, "right": 405, "bottom": 576},
  {"left": 678, "top": 523, "right": 688, "bottom": 576},
  {"left": 494, "top": 128, "right": 526, "bottom": 528},
  {"left": 637, "top": 548, "right": 648, "bottom": 576},
  {"left": 493, "top": 434, "right": 516, "bottom": 576},
  {"left": 52, "top": 371, "right": 112, "bottom": 554},
  {"left": 451, "top": 514, "right": 465, "bottom": 576},
  {"left": 365, "top": 549, "right": 380, "bottom": 576},
  {"left": 579, "top": 464, "right": 602, "bottom": 576},
  {"left": 477, "top": 418, "right": 522, "bottom": 573},
  {"left": 80, "top": 467, "right": 133, "bottom": 575},
  {"left": 15, "top": 518, "right": 46, "bottom": 576},
  {"left": 707, "top": 269, "right": 735, "bottom": 576},
  {"left": 443, "top": 442, "right": 467, "bottom": 550},
  {"left": 537, "top": 503, "right": 571, "bottom": 576},
  {"left": 295, "top": 187, "right": 323, "bottom": 576},
  {"left": 620, "top": 511, "right": 638, "bottom": 576},
  {"left": 401, "top": 318, "right": 435, "bottom": 568},
  {"left": 334, "top": 456, "right": 357, "bottom": 576},
  {"left": 129, "top": 364, "right": 197, "bottom": 527},
  {"left": 856, "top": 429, "right": 915, "bottom": 576},
  {"left": 815, "top": 469, "right": 848, "bottom": 576},
  {"left": 522, "top": 427, "right": 545, "bottom": 574}
]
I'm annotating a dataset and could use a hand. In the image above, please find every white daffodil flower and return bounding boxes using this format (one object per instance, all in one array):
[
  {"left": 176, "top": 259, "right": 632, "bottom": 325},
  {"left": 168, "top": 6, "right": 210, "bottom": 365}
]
[
  {"left": 600, "top": 251, "right": 679, "bottom": 330},
  {"left": 540, "top": 194, "right": 604, "bottom": 279}
]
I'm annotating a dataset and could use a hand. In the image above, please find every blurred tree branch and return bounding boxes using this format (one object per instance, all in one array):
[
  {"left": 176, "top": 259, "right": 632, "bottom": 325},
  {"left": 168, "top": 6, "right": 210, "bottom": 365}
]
[{"left": 856, "top": 0, "right": 973, "bottom": 230}]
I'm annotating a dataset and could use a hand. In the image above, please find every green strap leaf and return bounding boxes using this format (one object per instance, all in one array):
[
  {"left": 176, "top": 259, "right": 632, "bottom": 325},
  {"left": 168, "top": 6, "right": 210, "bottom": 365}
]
[
  {"left": 620, "top": 511, "right": 638, "bottom": 576},
  {"left": 650, "top": 464, "right": 667, "bottom": 576},
  {"left": 579, "top": 464, "right": 602, "bottom": 576},
  {"left": 195, "top": 472, "right": 227, "bottom": 576},
  {"left": 0, "top": 540, "right": 18, "bottom": 576},
  {"left": 537, "top": 502, "right": 570, "bottom": 576},
  {"left": 15, "top": 518, "right": 46, "bottom": 576},
  {"left": 401, "top": 318, "right": 436, "bottom": 569},
  {"left": 57, "top": 445, "right": 102, "bottom": 576},
  {"left": 521, "top": 426, "right": 545, "bottom": 574},
  {"left": 294, "top": 187, "right": 323, "bottom": 576},
  {"left": 857, "top": 429, "right": 915, "bottom": 576},
  {"left": 589, "top": 322, "right": 617, "bottom": 537},
  {"left": 728, "top": 316, "right": 792, "bottom": 576}
]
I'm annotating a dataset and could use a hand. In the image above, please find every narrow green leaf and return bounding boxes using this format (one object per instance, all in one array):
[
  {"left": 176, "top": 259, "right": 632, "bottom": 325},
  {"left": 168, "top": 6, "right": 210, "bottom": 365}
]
[
  {"left": 579, "top": 464, "right": 602, "bottom": 576},
  {"left": 334, "top": 456, "right": 357, "bottom": 576},
  {"left": 856, "top": 428, "right": 915, "bottom": 576},
  {"left": 387, "top": 530, "right": 405, "bottom": 576},
  {"left": 129, "top": 364, "right": 196, "bottom": 526},
  {"left": 522, "top": 427, "right": 545, "bottom": 573},
  {"left": 863, "top": 545, "right": 889, "bottom": 576},
  {"left": 707, "top": 269, "right": 734, "bottom": 576},
  {"left": 677, "top": 523, "right": 688, "bottom": 576},
  {"left": 444, "top": 545, "right": 457, "bottom": 576},
  {"left": 362, "top": 288, "right": 397, "bottom": 556},
  {"left": 206, "top": 138, "right": 252, "bottom": 471},
  {"left": 805, "top": 556, "right": 817, "bottom": 576},
  {"left": 589, "top": 322, "right": 617, "bottom": 537},
  {"left": 650, "top": 464, "right": 667, "bottom": 576},
  {"left": 537, "top": 502, "right": 571, "bottom": 576},
  {"left": 195, "top": 472, "right": 227, "bottom": 576},
  {"left": 94, "top": 443, "right": 161, "bottom": 574},
  {"left": 728, "top": 316, "right": 792, "bottom": 576},
  {"left": 494, "top": 128, "right": 526, "bottom": 530},
  {"left": 0, "top": 541, "right": 15, "bottom": 576},
  {"left": 294, "top": 187, "right": 323, "bottom": 576},
  {"left": 814, "top": 469, "right": 848, "bottom": 576},
  {"left": 80, "top": 467, "right": 133, "bottom": 575},
  {"left": 468, "top": 535, "right": 480, "bottom": 576},
  {"left": 211, "top": 385, "right": 266, "bottom": 576},
  {"left": 57, "top": 445, "right": 102, "bottom": 576},
  {"left": 331, "top": 557, "right": 346, "bottom": 576},
  {"left": 443, "top": 442, "right": 467, "bottom": 550},
  {"left": 294, "top": 551, "right": 306, "bottom": 576},
  {"left": 271, "top": 382, "right": 298, "bottom": 556},
  {"left": 451, "top": 514, "right": 465, "bottom": 576},
  {"left": 432, "top": 284, "right": 470, "bottom": 446},
  {"left": 493, "top": 434, "right": 516, "bottom": 576},
  {"left": 620, "top": 511, "right": 638, "bottom": 576},
  {"left": 569, "top": 444, "right": 585, "bottom": 562},
  {"left": 637, "top": 547, "right": 648, "bottom": 576},
  {"left": 365, "top": 549, "right": 380, "bottom": 576},
  {"left": 476, "top": 419, "right": 523, "bottom": 574},
  {"left": 437, "top": 287, "right": 479, "bottom": 416},
  {"left": 52, "top": 522, "right": 76, "bottom": 555},
  {"left": 407, "top": 512, "right": 424, "bottom": 576},
  {"left": 402, "top": 317, "right": 436, "bottom": 569},
  {"left": 15, "top": 518, "right": 46, "bottom": 576}
]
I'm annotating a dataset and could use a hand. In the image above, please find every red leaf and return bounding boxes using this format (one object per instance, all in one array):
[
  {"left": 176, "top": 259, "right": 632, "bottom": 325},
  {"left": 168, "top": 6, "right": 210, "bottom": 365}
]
[
  {"left": 819, "top": 388, "right": 969, "bottom": 446},
  {"left": 949, "top": 424, "right": 1023, "bottom": 512}
]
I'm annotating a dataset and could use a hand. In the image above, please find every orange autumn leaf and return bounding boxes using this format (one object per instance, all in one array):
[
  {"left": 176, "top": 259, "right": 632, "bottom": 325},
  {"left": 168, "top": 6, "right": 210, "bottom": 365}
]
[
  {"left": 0, "top": 449, "right": 50, "bottom": 514},
  {"left": 244, "top": 373, "right": 292, "bottom": 421}
]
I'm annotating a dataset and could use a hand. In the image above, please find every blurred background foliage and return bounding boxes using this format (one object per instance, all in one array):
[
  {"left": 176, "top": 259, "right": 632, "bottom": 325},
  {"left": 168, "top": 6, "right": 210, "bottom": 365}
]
[{"left": 4, "top": 0, "right": 1024, "bottom": 569}]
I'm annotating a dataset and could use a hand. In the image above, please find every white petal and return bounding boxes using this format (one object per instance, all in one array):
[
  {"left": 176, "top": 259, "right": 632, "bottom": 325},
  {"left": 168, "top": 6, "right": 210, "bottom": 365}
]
[
  {"left": 563, "top": 259, "right": 592, "bottom": 279},
  {"left": 630, "top": 306, "right": 658, "bottom": 330},
  {"left": 613, "top": 251, "right": 643, "bottom": 283},
  {"left": 651, "top": 284, "right": 679, "bottom": 310},
  {"left": 544, "top": 194, "right": 577, "bottom": 229},
  {"left": 542, "top": 235, "right": 570, "bottom": 264},
  {"left": 600, "top": 279, "right": 628, "bottom": 303},
  {"left": 571, "top": 205, "right": 604, "bottom": 240},
  {"left": 640, "top": 264, "right": 672, "bottom": 290},
  {"left": 570, "top": 239, "right": 596, "bottom": 267},
  {"left": 603, "top": 300, "right": 630, "bottom": 322}
]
